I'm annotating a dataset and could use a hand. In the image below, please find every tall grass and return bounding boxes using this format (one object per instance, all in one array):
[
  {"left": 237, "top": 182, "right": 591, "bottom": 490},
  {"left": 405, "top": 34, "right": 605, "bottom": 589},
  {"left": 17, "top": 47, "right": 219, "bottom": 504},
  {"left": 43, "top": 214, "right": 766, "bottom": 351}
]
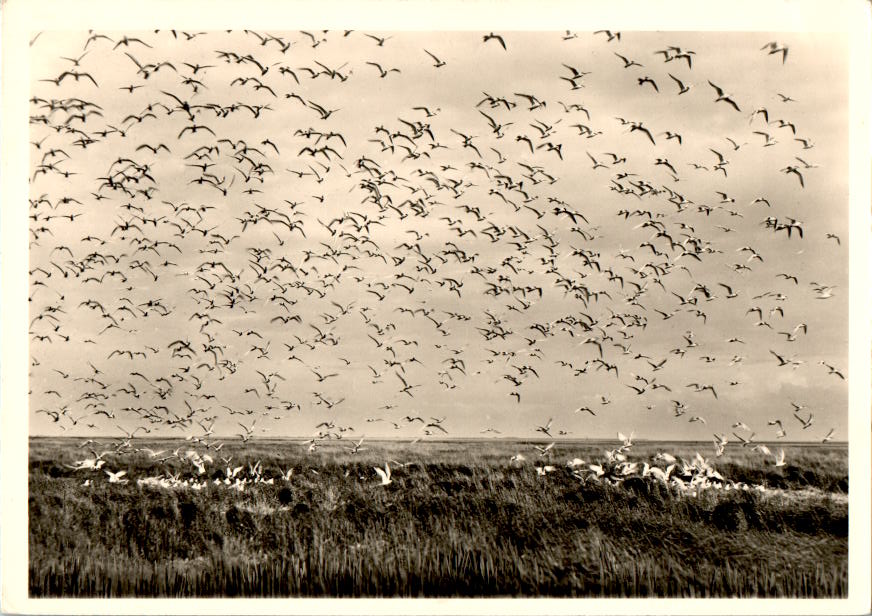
[{"left": 29, "top": 439, "right": 848, "bottom": 597}]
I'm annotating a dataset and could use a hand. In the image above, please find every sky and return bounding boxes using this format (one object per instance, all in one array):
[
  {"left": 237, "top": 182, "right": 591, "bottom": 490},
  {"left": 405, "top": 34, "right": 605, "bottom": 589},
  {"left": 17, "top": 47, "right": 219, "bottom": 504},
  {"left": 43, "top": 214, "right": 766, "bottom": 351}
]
[{"left": 26, "top": 29, "right": 849, "bottom": 447}]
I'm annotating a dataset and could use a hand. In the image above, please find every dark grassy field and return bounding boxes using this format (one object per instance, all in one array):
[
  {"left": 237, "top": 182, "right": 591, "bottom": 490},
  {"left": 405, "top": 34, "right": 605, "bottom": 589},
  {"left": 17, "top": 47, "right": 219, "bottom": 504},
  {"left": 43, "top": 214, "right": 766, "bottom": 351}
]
[{"left": 28, "top": 438, "right": 848, "bottom": 597}]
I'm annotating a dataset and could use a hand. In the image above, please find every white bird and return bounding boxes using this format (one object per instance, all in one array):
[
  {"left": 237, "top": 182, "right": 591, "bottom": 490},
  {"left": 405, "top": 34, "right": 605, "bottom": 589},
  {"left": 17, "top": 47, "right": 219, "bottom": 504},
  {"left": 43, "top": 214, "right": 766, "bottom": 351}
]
[
  {"left": 138, "top": 448, "right": 166, "bottom": 458},
  {"left": 753, "top": 444, "right": 771, "bottom": 457},
  {"left": 774, "top": 449, "right": 786, "bottom": 467},
  {"left": 105, "top": 469, "right": 128, "bottom": 484},
  {"left": 712, "top": 434, "right": 728, "bottom": 457},
  {"left": 619, "top": 462, "right": 639, "bottom": 476},
  {"left": 617, "top": 431, "right": 634, "bottom": 449},
  {"left": 345, "top": 437, "right": 366, "bottom": 454},
  {"left": 813, "top": 286, "right": 835, "bottom": 299},
  {"left": 643, "top": 463, "right": 673, "bottom": 483},
  {"left": 733, "top": 432, "right": 756, "bottom": 447},
  {"left": 534, "top": 442, "right": 555, "bottom": 457},
  {"left": 374, "top": 463, "right": 392, "bottom": 485},
  {"left": 604, "top": 448, "right": 627, "bottom": 463},
  {"left": 66, "top": 457, "right": 106, "bottom": 471},
  {"left": 768, "top": 419, "right": 787, "bottom": 439}
]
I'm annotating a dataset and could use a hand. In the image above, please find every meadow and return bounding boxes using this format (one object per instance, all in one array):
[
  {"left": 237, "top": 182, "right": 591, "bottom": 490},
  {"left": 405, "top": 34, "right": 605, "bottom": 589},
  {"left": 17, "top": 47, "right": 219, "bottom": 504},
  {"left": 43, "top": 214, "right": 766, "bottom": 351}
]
[{"left": 28, "top": 437, "right": 848, "bottom": 597}]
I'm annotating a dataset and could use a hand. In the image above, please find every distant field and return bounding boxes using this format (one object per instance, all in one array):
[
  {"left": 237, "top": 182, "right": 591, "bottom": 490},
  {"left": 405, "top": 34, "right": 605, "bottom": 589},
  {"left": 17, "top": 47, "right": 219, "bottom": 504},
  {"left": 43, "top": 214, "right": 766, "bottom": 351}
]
[{"left": 29, "top": 438, "right": 848, "bottom": 597}]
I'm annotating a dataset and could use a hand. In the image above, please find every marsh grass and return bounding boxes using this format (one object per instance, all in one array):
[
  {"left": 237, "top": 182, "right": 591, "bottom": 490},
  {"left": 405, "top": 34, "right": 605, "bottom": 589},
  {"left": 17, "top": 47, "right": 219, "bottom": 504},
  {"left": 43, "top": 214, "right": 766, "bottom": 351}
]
[{"left": 28, "top": 438, "right": 848, "bottom": 597}]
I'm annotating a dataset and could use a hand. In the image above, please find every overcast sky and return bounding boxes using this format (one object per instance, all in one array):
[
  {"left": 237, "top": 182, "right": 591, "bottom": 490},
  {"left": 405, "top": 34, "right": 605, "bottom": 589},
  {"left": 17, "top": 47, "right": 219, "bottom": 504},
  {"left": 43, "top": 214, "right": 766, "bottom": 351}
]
[{"left": 26, "top": 29, "right": 849, "bottom": 445}]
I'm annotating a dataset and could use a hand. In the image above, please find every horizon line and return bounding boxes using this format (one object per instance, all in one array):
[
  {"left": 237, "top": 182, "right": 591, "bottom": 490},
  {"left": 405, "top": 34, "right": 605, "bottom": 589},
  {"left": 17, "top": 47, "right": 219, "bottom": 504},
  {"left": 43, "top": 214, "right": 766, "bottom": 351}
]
[{"left": 28, "top": 435, "right": 848, "bottom": 445}]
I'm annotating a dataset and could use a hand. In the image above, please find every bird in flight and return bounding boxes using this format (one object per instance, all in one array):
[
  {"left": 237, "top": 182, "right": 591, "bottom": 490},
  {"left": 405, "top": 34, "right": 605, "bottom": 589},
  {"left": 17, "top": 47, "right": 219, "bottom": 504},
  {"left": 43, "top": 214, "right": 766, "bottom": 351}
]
[
  {"left": 365, "top": 62, "right": 401, "bottom": 78},
  {"left": 668, "top": 73, "right": 691, "bottom": 95},
  {"left": 708, "top": 81, "right": 741, "bottom": 111},
  {"left": 482, "top": 32, "right": 506, "bottom": 50},
  {"left": 26, "top": 29, "right": 847, "bottom": 479},
  {"left": 423, "top": 49, "right": 446, "bottom": 68},
  {"left": 594, "top": 30, "right": 621, "bottom": 42},
  {"left": 535, "top": 418, "right": 554, "bottom": 437},
  {"left": 374, "top": 463, "right": 392, "bottom": 486},
  {"left": 615, "top": 53, "right": 643, "bottom": 69},
  {"left": 780, "top": 165, "right": 805, "bottom": 188},
  {"left": 761, "top": 41, "right": 789, "bottom": 64}
]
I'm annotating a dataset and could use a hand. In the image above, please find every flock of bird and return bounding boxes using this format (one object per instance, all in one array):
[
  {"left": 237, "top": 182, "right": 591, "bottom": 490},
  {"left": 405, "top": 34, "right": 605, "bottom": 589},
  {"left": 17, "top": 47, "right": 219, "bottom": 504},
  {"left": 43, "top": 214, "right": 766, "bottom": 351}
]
[
  {"left": 28, "top": 30, "right": 846, "bottom": 487},
  {"left": 66, "top": 415, "right": 772, "bottom": 496},
  {"left": 69, "top": 441, "right": 774, "bottom": 498}
]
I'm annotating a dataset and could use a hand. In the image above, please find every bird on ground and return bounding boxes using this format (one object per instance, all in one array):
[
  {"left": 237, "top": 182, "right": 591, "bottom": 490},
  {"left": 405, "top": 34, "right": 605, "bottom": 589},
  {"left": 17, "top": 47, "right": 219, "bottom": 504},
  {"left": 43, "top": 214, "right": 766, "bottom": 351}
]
[{"left": 105, "top": 469, "right": 129, "bottom": 483}]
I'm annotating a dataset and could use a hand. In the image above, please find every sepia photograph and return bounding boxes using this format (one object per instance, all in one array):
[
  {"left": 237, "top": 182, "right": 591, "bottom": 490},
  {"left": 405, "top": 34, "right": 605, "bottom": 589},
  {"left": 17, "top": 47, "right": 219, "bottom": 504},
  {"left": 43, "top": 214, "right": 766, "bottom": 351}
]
[{"left": 2, "top": 0, "right": 870, "bottom": 613}]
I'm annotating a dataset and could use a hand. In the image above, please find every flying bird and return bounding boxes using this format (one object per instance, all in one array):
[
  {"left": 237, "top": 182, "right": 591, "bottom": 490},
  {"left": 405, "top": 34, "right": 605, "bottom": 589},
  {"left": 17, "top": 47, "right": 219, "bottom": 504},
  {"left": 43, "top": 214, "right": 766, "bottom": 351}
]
[
  {"left": 761, "top": 41, "right": 789, "bottom": 63},
  {"left": 374, "top": 463, "right": 392, "bottom": 485},
  {"left": 482, "top": 32, "right": 506, "bottom": 50},
  {"left": 708, "top": 81, "right": 741, "bottom": 111}
]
